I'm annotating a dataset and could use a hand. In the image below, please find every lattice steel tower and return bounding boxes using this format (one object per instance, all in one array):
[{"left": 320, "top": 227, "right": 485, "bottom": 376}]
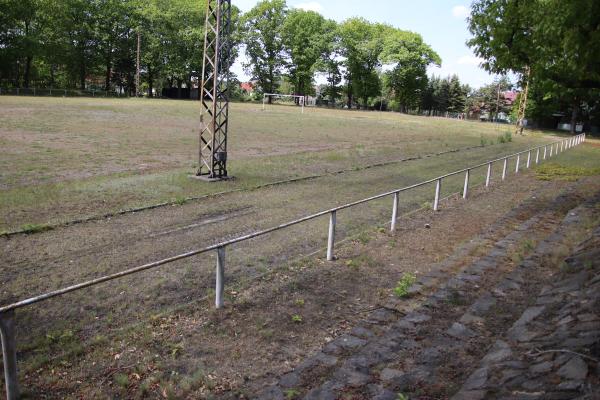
[{"left": 197, "top": 0, "right": 232, "bottom": 180}]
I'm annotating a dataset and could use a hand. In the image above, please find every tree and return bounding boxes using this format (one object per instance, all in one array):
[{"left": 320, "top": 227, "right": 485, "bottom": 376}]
[
  {"left": 338, "top": 18, "right": 385, "bottom": 108},
  {"left": 468, "top": 0, "right": 600, "bottom": 132},
  {"left": 381, "top": 28, "right": 440, "bottom": 113},
  {"left": 281, "top": 9, "right": 331, "bottom": 99},
  {"left": 242, "top": 0, "right": 287, "bottom": 101}
]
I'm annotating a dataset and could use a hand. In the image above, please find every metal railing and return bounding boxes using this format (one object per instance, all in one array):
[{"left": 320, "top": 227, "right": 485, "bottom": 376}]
[{"left": 0, "top": 133, "right": 586, "bottom": 399}]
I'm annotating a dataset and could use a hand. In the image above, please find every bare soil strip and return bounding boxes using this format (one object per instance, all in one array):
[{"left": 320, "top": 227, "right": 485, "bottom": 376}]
[{"left": 3, "top": 171, "right": 598, "bottom": 398}]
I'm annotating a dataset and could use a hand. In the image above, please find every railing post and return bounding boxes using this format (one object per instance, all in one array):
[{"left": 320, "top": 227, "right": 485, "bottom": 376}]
[
  {"left": 0, "top": 310, "right": 20, "bottom": 400},
  {"left": 549, "top": 144, "right": 553, "bottom": 157},
  {"left": 433, "top": 178, "right": 442, "bottom": 211},
  {"left": 543, "top": 146, "right": 547, "bottom": 160},
  {"left": 485, "top": 162, "right": 492, "bottom": 187},
  {"left": 391, "top": 192, "right": 399, "bottom": 232},
  {"left": 327, "top": 211, "right": 337, "bottom": 261},
  {"left": 515, "top": 154, "right": 520, "bottom": 173},
  {"left": 526, "top": 151, "right": 531, "bottom": 168},
  {"left": 502, "top": 158, "right": 508, "bottom": 181},
  {"left": 215, "top": 246, "right": 225, "bottom": 309},
  {"left": 463, "top": 169, "right": 470, "bottom": 199},
  {"left": 556, "top": 142, "right": 559, "bottom": 154}
]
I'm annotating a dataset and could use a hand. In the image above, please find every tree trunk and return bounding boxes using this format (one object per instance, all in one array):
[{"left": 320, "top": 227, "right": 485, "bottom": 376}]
[
  {"left": 105, "top": 55, "right": 112, "bottom": 92},
  {"left": 50, "top": 64, "right": 55, "bottom": 87},
  {"left": 80, "top": 58, "right": 86, "bottom": 90},
  {"left": 24, "top": 56, "right": 32, "bottom": 88},
  {"left": 346, "top": 82, "right": 352, "bottom": 109},
  {"left": 148, "top": 72, "right": 154, "bottom": 98},
  {"left": 15, "top": 60, "right": 21, "bottom": 88},
  {"left": 570, "top": 101, "right": 579, "bottom": 134}
]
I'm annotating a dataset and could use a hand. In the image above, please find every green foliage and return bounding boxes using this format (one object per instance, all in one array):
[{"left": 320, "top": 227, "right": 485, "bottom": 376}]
[
  {"left": 422, "top": 74, "right": 470, "bottom": 116},
  {"left": 393, "top": 273, "right": 416, "bottom": 298},
  {"left": 468, "top": 0, "right": 600, "bottom": 129},
  {"left": 284, "top": 389, "right": 300, "bottom": 399},
  {"left": 281, "top": 9, "right": 332, "bottom": 96},
  {"left": 291, "top": 314, "right": 302, "bottom": 323},
  {"left": 242, "top": 0, "right": 287, "bottom": 96},
  {"left": 382, "top": 28, "right": 440, "bottom": 112}
]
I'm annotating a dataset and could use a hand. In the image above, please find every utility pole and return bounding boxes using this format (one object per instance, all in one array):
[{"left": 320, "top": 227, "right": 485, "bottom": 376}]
[
  {"left": 196, "top": 0, "right": 232, "bottom": 181},
  {"left": 515, "top": 66, "right": 531, "bottom": 135},
  {"left": 136, "top": 32, "right": 141, "bottom": 97}
]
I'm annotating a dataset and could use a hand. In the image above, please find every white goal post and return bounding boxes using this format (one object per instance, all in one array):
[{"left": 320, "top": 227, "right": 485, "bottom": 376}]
[{"left": 262, "top": 93, "right": 307, "bottom": 113}]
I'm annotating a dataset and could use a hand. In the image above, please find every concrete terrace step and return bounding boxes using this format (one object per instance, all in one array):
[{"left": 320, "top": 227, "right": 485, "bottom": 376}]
[
  {"left": 255, "top": 189, "right": 589, "bottom": 400},
  {"left": 452, "top": 197, "right": 600, "bottom": 400}
]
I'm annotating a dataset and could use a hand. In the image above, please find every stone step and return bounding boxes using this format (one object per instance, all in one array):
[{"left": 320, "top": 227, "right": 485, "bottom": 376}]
[
  {"left": 256, "top": 200, "right": 568, "bottom": 400},
  {"left": 452, "top": 197, "right": 600, "bottom": 400}
]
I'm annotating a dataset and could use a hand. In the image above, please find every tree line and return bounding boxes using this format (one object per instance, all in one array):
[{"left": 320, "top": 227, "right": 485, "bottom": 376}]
[
  {"left": 1, "top": 0, "right": 206, "bottom": 96},
  {"left": 3, "top": 0, "right": 596, "bottom": 128},
  {"left": 1, "top": 0, "right": 443, "bottom": 111}
]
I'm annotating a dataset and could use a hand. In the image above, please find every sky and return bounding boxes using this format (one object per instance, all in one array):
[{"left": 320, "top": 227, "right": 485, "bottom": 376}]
[{"left": 231, "top": 0, "right": 499, "bottom": 89}]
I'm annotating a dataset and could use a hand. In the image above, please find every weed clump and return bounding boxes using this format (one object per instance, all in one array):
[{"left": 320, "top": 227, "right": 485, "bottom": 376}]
[
  {"left": 394, "top": 273, "right": 417, "bottom": 298},
  {"left": 497, "top": 131, "right": 512, "bottom": 144}
]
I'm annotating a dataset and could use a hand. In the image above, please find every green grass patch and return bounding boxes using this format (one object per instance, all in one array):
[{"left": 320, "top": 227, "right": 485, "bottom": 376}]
[
  {"left": 19, "top": 223, "right": 53, "bottom": 234},
  {"left": 535, "top": 163, "right": 600, "bottom": 181}
]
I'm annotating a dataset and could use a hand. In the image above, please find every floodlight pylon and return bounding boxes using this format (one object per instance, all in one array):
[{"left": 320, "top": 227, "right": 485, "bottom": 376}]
[{"left": 197, "top": 0, "right": 232, "bottom": 180}]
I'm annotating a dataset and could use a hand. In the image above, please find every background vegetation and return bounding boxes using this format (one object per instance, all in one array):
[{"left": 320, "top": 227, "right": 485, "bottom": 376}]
[{"left": 1, "top": 0, "right": 598, "bottom": 128}]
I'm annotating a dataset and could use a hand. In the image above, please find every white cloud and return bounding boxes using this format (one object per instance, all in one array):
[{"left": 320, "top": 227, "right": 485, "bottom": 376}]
[
  {"left": 452, "top": 5, "right": 470, "bottom": 18},
  {"left": 294, "top": 1, "right": 324, "bottom": 13},
  {"left": 457, "top": 55, "right": 484, "bottom": 66}
]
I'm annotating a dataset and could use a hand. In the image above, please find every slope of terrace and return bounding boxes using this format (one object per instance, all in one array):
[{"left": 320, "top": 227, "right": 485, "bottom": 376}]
[{"left": 255, "top": 186, "right": 600, "bottom": 399}]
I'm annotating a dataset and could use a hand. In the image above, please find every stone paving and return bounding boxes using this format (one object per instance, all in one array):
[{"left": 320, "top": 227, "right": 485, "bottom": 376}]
[
  {"left": 453, "top": 210, "right": 600, "bottom": 399},
  {"left": 256, "top": 190, "right": 600, "bottom": 400}
]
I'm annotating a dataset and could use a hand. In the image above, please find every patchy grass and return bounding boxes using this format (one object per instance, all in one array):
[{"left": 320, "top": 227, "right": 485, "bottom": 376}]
[
  {"left": 535, "top": 163, "right": 600, "bottom": 181},
  {"left": 0, "top": 96, "right": 557, "bottom": 231}
]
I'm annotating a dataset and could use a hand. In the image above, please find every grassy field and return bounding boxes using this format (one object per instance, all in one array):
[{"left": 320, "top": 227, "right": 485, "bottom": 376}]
[
  {"left": 1, "top": 95, "right": 599, "bottom": 398},
  {"left": 0, "top": 96, "right": 560, "bottom": 232}
]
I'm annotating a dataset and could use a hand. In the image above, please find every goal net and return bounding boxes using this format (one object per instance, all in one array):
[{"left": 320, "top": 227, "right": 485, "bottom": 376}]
[{"left": 262, "top": 93, "right": 306, "bottom": 113}]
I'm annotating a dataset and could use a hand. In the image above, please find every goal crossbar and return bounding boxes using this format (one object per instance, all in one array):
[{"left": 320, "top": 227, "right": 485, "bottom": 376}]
[{"left": 262, "top": 93, "right": 305, "bottom": 113}]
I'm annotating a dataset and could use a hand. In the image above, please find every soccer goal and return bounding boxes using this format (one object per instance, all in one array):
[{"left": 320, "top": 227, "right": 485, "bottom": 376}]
[{"left": 262, "top": 93, "right": 306, "bottom": 113}]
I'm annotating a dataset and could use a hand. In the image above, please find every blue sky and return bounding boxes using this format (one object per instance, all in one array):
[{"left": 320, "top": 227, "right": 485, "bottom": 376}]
[{"left": 231, "top": 0, "right": 498, "bottom": 88}]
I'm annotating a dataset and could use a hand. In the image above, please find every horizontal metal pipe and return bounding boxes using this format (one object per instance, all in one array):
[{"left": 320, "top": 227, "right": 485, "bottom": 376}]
[{"left": 0, "top": 136, "right": 581, "bottom": 313}]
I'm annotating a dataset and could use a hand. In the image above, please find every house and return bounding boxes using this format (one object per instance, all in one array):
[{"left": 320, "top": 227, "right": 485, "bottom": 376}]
[
  {"left": 240, "top": 82, "right": 255, "bottom": 93},
  {"left": 503, "top": 91, "right": 518, "bottom": 105}
]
